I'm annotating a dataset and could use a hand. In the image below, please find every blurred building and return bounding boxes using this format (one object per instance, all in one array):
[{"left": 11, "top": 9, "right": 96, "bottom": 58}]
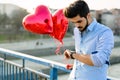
[
  {"left": 90, "top": 9, "right": 120, "bottom": 35},
  {"left": 0, "top": 3, "right": 28, "bottom": 34},
  {"left": 101, "top": 11, "right": 115, "bottom": 30},
  {"left": 0, "top": 3, "right": 120, "bottom": 35},
  {"left": 0, "top": 3, "right": 23, "bottom": 17}
]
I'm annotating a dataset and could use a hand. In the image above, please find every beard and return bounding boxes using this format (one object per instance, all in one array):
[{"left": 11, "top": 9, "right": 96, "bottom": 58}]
[{"left": 78, "top": 18, "right": 88, "bottom": 32}]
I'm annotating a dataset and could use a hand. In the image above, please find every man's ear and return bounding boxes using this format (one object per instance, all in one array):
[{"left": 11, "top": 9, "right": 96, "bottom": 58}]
[{"left": 87, "top": 13, "right": 91, "bottom": 19}]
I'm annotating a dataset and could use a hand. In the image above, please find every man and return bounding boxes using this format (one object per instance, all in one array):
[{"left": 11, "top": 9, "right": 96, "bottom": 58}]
[{"left": 63, "top": 0, "right": 114, "bottom": 80}]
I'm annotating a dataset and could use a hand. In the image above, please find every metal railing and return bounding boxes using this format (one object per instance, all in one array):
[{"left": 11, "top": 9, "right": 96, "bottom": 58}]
[
  {"left": 0, "top": 48, "right": 70, "bottom": 80},
  {"left": 0, "top": 48, "right": 116, "bottom": 80}
]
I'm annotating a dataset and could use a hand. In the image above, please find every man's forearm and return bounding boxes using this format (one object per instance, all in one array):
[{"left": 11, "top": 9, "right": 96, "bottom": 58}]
[{"left": 72, "top": 53, "right": 94, "bottom": 66}]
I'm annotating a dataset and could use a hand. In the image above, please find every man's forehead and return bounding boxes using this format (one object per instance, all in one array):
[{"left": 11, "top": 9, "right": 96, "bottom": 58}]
[{"left": 68, "top": 17, "right": 83, "bottom": 23}]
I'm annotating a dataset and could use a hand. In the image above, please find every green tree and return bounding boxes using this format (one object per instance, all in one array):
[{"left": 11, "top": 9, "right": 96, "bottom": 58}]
[
  {"left": 10, "top": 8, "right": 29, "bottom": 33},
  {"left": 0, "top": 13, "right": 10, "bottom": 25}
]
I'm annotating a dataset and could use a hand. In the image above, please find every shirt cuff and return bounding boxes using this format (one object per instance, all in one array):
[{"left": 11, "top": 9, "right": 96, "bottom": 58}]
[{"left": 90, "top": 54, "right": 103, "bottom": 67}]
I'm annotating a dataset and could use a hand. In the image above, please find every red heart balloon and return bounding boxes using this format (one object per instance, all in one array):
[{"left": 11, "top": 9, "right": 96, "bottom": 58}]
[
  {"left": 50, "top": 9, "right": 68, "bottom": 43},
  {"left": 22, "top": 5, "right": 53, "bottom": 34}
]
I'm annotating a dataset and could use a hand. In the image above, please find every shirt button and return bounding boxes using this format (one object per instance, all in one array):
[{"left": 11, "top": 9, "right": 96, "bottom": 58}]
[
  {"left": 76, "top": 68, "right": 78, "bottom": 70},
  {"left": 76, "top": 61, "right": 78, "bottom": 63},
  {"left": 74, "top": 77, "right": 76, "bottom": 79}
]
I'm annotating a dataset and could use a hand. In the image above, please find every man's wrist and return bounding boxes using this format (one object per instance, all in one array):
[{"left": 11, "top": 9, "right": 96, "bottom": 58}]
[{"left": 70, "top": 51, "right": 76, "bottom": 59}]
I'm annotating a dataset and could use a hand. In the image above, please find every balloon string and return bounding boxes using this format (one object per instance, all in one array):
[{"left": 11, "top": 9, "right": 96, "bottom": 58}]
[
  {"left": 53, "top": 39, "right": 70, "bottom": 65},
  {"left": 55, "top": 43, "right": 69, "bottom": 65},
  {"left": 53, "top": 38, "right": 64, "bottom": 54},
  {"left": 55, "top": 41, "right": 63, "bottom": 54}
]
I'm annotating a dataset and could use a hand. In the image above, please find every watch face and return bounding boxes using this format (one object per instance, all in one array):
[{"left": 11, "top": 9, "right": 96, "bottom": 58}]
[
  {"left": 70, "top": 51, "right": 76, "bottom": 59},
  {"left": 70, "top": 51, "right": 76, "bottom": 53}
]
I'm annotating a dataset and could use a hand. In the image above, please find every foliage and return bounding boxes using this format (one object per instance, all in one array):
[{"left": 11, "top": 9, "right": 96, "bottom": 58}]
[{"left": 0, "top": 8, "right": 72, "bottom": 43}]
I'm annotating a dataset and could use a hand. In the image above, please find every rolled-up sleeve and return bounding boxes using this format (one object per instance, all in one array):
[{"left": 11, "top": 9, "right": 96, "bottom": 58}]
[{"left": 91, "top": 29, "right": 114, "bottom": 67}]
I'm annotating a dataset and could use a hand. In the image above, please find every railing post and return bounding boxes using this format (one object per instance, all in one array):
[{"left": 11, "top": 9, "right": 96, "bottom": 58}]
[
  {"left": 22, "top": 59, "right": 25, "bottom": 80},
  {"left": 3, "top": 54, "right": 7, "bottom": 80},
  {"left": 50, "top": 67, "right": 57, "bottom": 80}
]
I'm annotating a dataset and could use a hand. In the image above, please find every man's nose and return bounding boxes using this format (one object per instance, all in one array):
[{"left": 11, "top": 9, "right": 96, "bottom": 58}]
[{"left": 74, "top": 23, "right": 79, "bottom": 27}]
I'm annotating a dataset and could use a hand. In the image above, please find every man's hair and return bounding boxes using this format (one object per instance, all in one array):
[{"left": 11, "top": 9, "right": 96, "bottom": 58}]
[{"left": 63, "top": 0, "right": 90, "bottom": 18}]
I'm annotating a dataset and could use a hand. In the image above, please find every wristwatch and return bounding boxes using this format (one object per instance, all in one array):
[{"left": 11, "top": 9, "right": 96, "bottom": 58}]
[{"left": 70, "top": 51, "right": 76, "bottom": 59}]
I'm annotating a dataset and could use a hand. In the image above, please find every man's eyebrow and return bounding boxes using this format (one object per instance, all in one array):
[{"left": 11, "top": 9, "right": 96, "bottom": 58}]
[
  {"left": 72, "top": 20, "right": 82, "bottom": 23},
  {"left": 76, "top": 20, "right": 82, "bottom": 23}
]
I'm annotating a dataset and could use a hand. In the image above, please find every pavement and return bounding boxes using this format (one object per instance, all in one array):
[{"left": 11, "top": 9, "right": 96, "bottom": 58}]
[
  {"left": 0, "top": 37, "right": 75, "bottom": 51},
  {"left": 0, "top": 36, "right": 119, "bottom": 51}
]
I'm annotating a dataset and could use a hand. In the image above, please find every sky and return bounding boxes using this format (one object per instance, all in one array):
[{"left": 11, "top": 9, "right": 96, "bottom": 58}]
[{"left": 0, "top": 0, "right": 120, "bottom": 12}]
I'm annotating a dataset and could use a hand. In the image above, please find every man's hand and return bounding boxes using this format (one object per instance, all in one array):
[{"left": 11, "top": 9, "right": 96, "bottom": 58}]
[
  {"left": 64, "top": 49, "right": 76, "bottom": 59},
  {"left": 64, "top": 49, "right": 71, "bottom": 59},
  {"left": 66, "top": 64, "right": 73, "bottom": 70}
]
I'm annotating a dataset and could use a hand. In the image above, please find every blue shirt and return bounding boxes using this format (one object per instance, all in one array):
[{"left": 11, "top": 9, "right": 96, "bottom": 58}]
[{"left": 68, "top": 19, "right": 114, "bottom": 80}]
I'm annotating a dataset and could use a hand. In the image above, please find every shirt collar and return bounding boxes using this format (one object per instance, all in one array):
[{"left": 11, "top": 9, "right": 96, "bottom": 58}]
[{"left": 86, "top": 18, "right": 97, "bottom": 32}]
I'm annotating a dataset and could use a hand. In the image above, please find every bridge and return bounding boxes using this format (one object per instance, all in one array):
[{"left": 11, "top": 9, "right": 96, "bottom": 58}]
[{"left": 0, "top": 47, "right": 118, "bottom": 80}]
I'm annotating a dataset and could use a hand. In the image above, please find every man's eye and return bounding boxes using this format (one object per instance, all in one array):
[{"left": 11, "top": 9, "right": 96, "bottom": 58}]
[
  {"left": 71, "top": 20, "right": 82, "bottom": 24},
  {"left": 77, "top": 21, "right": 82, "bottom": 23}
]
